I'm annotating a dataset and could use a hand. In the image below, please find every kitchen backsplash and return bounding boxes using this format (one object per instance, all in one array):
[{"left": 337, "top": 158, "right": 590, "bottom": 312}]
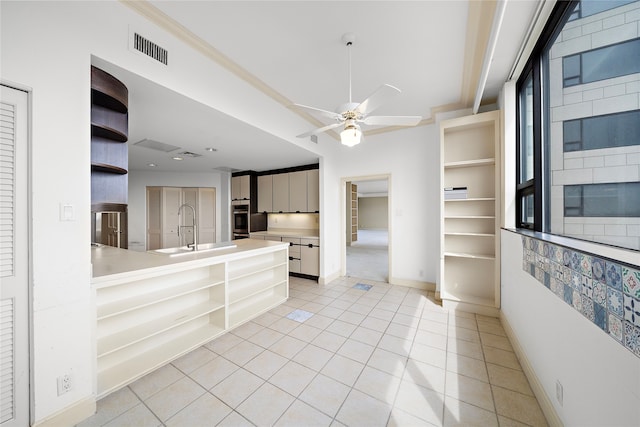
[
  {"left": 520, "top": 235, "right": 640, "bottom": 358},
  {"left": 267, "top": 213, "right": 319, "bottom": 230}
]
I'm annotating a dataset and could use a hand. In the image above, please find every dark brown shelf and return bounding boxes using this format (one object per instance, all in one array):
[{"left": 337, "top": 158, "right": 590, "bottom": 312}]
[
  {"left": 92, "top": 163, "right": 128, "bottom": 175},
  {"left": 91, "top": 123, "right": 127, "bottom": 143},
  {"left": 91, "top": 203, "right": 127, "bottom": 213},
  {"left": 91, "top": 66, "right": 128, "bottom": 113}
]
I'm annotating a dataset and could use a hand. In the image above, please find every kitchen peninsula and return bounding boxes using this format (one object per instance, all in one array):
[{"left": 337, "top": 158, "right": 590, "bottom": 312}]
[{"left": 91, "top": 238, "right": 289, "bottom": 398}]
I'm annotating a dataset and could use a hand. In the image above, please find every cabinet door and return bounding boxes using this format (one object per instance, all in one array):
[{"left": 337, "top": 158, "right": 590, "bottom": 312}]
[
  {"left": 257, "top": 175, "right": 273, "bottom": 213},
  {"left": 162, "top": 187, "right": 181, "bottom": 248},
  {"left": 231, "top": 176, "right": 241, "bottom": 201},
  {"left": 198, "top": 187, "right": 216, "bottom": 244},
  {"left": 272, "top": 173, "right": 289, "bottom": 213},
  {"left": 307, "top": 169, "right": 319, "bottom": 213},
  {"left": 300, "top": 238, "right": 319, "bottom": 276},
  {"left": 239, "top": 175, "right": 250, "bottom": 200},
  {"left": 146, "top": 187, "right": 162, "bottom": 250},
  {"left": 289, "top": 171, "right": 307, "bottom": 213}
]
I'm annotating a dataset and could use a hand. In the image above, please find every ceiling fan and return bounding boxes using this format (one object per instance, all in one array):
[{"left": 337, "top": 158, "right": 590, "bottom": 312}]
[{"left": 290, "top": 33, "right": 422, "bottom": 147}]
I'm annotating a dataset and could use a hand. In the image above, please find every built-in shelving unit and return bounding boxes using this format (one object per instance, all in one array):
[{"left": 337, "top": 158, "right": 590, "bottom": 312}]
[
  {"left": 227, "top": 250, "right": 288, "bottom": 328},
  {"left": 440, "top": 110, "right": 500, "bottom": 315},
  {"left": 346, "top": 182, "right": 358, "bottom": 245},
  {"left": 93, "top": 243, "right": 289, "bottom": 398}
]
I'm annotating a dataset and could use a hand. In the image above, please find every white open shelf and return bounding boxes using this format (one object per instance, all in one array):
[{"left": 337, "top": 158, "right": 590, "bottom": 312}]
[{"left": 440, "top": 110, "right": 500, "bottom": 315}]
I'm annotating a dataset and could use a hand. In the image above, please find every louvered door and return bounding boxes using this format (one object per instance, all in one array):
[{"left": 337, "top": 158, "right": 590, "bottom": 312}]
[{"left": 0, "top": 86, "right": 29, "bottom": 426}]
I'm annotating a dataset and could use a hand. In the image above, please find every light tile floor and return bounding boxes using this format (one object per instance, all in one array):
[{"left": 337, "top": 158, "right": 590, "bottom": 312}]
[{"left": 78, "top": 276, "right": 548, "bottom": 427}]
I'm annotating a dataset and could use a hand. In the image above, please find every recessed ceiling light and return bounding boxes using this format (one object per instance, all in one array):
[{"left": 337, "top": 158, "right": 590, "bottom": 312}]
[
  {"left": 172, "top": 156, "right": 184, "bottom": 161},
  {"left": 205, "top": 147, "right": 217, "bottom": 152},
  {"left": 147, "top": 163, "right": 157, "bottom": 167}
]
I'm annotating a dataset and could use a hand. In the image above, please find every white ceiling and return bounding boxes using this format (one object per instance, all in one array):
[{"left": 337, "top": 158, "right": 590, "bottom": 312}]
[{"left": 109, "top": 1, "right": 540, "bottom": 174}]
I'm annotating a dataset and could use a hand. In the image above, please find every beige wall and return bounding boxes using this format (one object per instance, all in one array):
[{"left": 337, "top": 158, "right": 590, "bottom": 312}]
[{"left": 358, "top": 196, "right": 388, "bottom": 229}]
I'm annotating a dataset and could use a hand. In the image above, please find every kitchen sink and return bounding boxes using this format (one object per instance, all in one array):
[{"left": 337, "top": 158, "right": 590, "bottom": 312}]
[{"left": 149, "top": 242, "right": 236, "bottom": 256}]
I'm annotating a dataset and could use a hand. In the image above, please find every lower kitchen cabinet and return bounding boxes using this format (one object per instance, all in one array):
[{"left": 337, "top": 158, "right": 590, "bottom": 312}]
[
  {"left": 282, "top": 237, "right": 301, "bottom": 273},
  {"left": 300, "top": 238, "right": 319, "bottom": 276}
]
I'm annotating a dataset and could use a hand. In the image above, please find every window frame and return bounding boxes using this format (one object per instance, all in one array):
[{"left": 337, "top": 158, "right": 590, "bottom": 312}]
[{"left": 515, "top": 0, "right": 575, "bottom": 232}]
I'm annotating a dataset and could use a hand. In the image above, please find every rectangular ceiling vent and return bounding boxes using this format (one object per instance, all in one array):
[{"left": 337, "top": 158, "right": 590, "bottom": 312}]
[
  {"left": 177, "top": 151, "right": 202, "bottom": 158},
  {"left": 133, "top": 139, "right": 180, "bottom": 152},
  {"left": 133, "top": 33, "right": 168, "bottom": 65}
]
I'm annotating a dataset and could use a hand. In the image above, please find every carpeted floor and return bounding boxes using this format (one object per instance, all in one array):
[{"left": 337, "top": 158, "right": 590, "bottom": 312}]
[{"left": 346, "top": 229, "right": 389, "bottom": 282}]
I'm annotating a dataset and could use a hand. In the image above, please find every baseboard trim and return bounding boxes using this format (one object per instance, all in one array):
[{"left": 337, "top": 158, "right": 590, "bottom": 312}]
[
  {"left": 500, "top": 312, "right": 563, "bottom": 427},
  {"left": 389, "top": 277, "right": 436, "bottom": 291},
  {"left": 33, "top": 395, "right": 96, "bottom": 427},
  {"left": 319, "top": 270, "right": 340, "bottom": 286}
]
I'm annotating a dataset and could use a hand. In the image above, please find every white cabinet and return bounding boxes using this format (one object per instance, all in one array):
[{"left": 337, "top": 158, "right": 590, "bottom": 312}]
[
  {"left": 282, "top": 237, "right": 301, "bottom": 273},
  {"left": 146, "top": 187, "right": 216, "bottom": 250},
  {"left": 258, "top": 169, "right": 319, "bottom": 213},
  {"left": 289, "top": 171, "right": 307, "bottom": 213},
  {"left": 162, "top": 187, "right": 182, "bottom": 249},
  {"left": 272, "top": 173, "right": 289, "bottom": 213},
  {"left": 439, "top": 110, "right": 500, "bottom": 316},
  {"left": 307, "top": 169, "right": 320, "bottom": 213},
  {"left": 300, "top": 238, "right": 319, "bottom": 276},
  {"left": 257, "top": 175, "right": 273, "bottom": 213},
  {"left": 231, "top": 175, "right": 250, "bottom": 201}
]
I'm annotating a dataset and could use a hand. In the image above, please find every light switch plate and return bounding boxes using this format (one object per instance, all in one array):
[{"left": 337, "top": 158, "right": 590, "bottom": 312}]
[{"left": 60, "top": 203, "right": 75, "bottom": 221}]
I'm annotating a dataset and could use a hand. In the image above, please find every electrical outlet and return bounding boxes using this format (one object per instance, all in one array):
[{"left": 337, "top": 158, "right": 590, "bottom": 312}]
[
  {"left": 57, "top": 373, "right": 72, "bottom": 396},
  {"left": 555, "top": 380, "right": 563, "bottom": 406}
]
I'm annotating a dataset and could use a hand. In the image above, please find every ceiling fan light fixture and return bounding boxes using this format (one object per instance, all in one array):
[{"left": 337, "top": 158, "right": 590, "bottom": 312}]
[{"left": 340, "top": 121, "right": 362, "bottom": 147}]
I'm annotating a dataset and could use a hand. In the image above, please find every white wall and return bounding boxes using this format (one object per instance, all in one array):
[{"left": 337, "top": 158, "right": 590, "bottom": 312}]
[
  {"left": 323, "top": 124, "right": 440, "bottom": 286},
  {"left": 1, "top": 1, "right": 445, "bottom": 421},
  {"left": 501, "top": 230, "right": 640, "bottom": 426},
  {"left": 128, "top": 170, "right": 228, "bottom": 250},
  {"left": 358, "top": 196, "right": 388, "bottom": 230}
]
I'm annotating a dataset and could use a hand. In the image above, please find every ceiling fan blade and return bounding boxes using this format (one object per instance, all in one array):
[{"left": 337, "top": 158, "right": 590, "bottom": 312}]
[
  {"left": 296, "top": 122, "right": 344, "bottom": 138},
  {"left": 289, "top": 103, "right": 343, "bottom": 121},
  {"left": 354, "top": 84, "right": 401, "bottom": 116},
  {"left": 362, "top": 115, "right": 422, "bottom": 126}
]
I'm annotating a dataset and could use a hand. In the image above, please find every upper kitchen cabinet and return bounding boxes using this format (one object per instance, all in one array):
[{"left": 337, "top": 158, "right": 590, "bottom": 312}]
[
  {"left": 257, "top": 165, "right": 320, "bottom": 213},
  {"left": 272, "top": 173, "right": 290, "bottom": 213},
  {"left": 307, "top": 169, "right": 320, "bottom": 213},
  {"left": 289, "top": 171, "right": 307, "bottom": 213},
  {"left": 257, "top": 175, "right": 273, "bottom": 213},
  {"left": 231, "top": 175, "right": 250, "bottom": 201},
  {"left": 439, "top": 110, "right": 500, "bottom": 316}
]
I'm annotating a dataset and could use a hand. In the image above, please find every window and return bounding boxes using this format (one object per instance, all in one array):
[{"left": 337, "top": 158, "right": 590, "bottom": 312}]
[
  {"left": 516, "top": 0, "right": 640, "bottom": 251},
  {"left": 563, "top": 110, "right": 640, "bottom": 152},
  {"left": 562, "top": 38, "right": 640, "bottom": 87},
  {"left": 564, "top": 183, "right": 640, "bottom": 217}
]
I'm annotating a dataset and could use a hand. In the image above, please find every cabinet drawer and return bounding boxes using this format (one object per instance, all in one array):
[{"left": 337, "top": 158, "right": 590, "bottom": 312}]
[
  {"left": 282, "top": 237, "right": 301, "bottom": 255},
  {"left": 289, "top": 258, "right": 301, "bottom": 273},
  {"left": 300, "top": 238, "right": 319, "bottom": 247}
]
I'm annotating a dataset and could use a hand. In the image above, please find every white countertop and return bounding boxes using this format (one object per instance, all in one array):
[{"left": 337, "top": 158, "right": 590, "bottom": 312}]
[
  {"left": 251, "top": 228, "right": 319, "bottom": 239},
  {"left": 91, "top": 239, "right": 288, "bottom": 282}
]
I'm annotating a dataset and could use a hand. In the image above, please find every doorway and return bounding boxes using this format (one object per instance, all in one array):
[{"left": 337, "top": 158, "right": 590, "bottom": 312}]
[
  {"left": 1, "top": 85, "right": 30, "bottom": 426},
  {"left": 342, "top": 175, "right": 390, "bottom": 282}
]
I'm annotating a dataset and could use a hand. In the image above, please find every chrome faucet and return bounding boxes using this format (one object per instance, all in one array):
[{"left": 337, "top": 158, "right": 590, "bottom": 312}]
[{"left": 177, "top": 203, "right": 198, "bottom": 250}]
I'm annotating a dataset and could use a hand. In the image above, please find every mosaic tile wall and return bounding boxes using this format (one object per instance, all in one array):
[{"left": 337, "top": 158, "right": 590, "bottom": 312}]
[{"left": 521, "top": 235, "right": 640, "bottom": 358}]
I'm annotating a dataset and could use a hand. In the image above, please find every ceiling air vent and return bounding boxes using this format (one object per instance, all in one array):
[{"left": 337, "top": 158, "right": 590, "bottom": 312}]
[
  {"left": 176, "top": 151, "right": 202, "bottom": 158},
  {"left": 133, "top": 139, "right": 180, "bottom": 152},
  {"left": 133, "top": 33, "right": 168, "bottom": 65}
]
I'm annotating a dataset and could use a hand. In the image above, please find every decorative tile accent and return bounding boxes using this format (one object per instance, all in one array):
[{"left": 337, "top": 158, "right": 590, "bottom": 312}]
[
  {"left": 622, "top": 267, "right": 640, "bottom": 299},
  {"left": 353, "top": 283, "right": 373, "bottom": 291},
  {"left": 607, "top": 287, "right": 624, "bottom": 318},
  {"left": 520, "top": 235, "right": 640, "bottom": 359},
  {"left": 594, "top": 303, "right": 607, "bottom": 331},
  {"left": 623, "top": 294, "right": 640, "bottom": 327},
  {"left": 623, "top": 321, "right": 640, "bottom": 357},
  {"left": 606, "top": 262, "right": 622, "bottom": 290},
  {"left": 581, "top": 295, "right": 594, "bottom": 322},
  {"left": 286, "top": 309, "right": 314, "bottom": 323},
  {"left": 592, "top": 281, "right": 606, "bottom": 306},
  {"left": 592, "top": 257, "right": 606, "bottom": 282},
  {"left": 609, "top": 314, "right": 623, "bottom": 342}
]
